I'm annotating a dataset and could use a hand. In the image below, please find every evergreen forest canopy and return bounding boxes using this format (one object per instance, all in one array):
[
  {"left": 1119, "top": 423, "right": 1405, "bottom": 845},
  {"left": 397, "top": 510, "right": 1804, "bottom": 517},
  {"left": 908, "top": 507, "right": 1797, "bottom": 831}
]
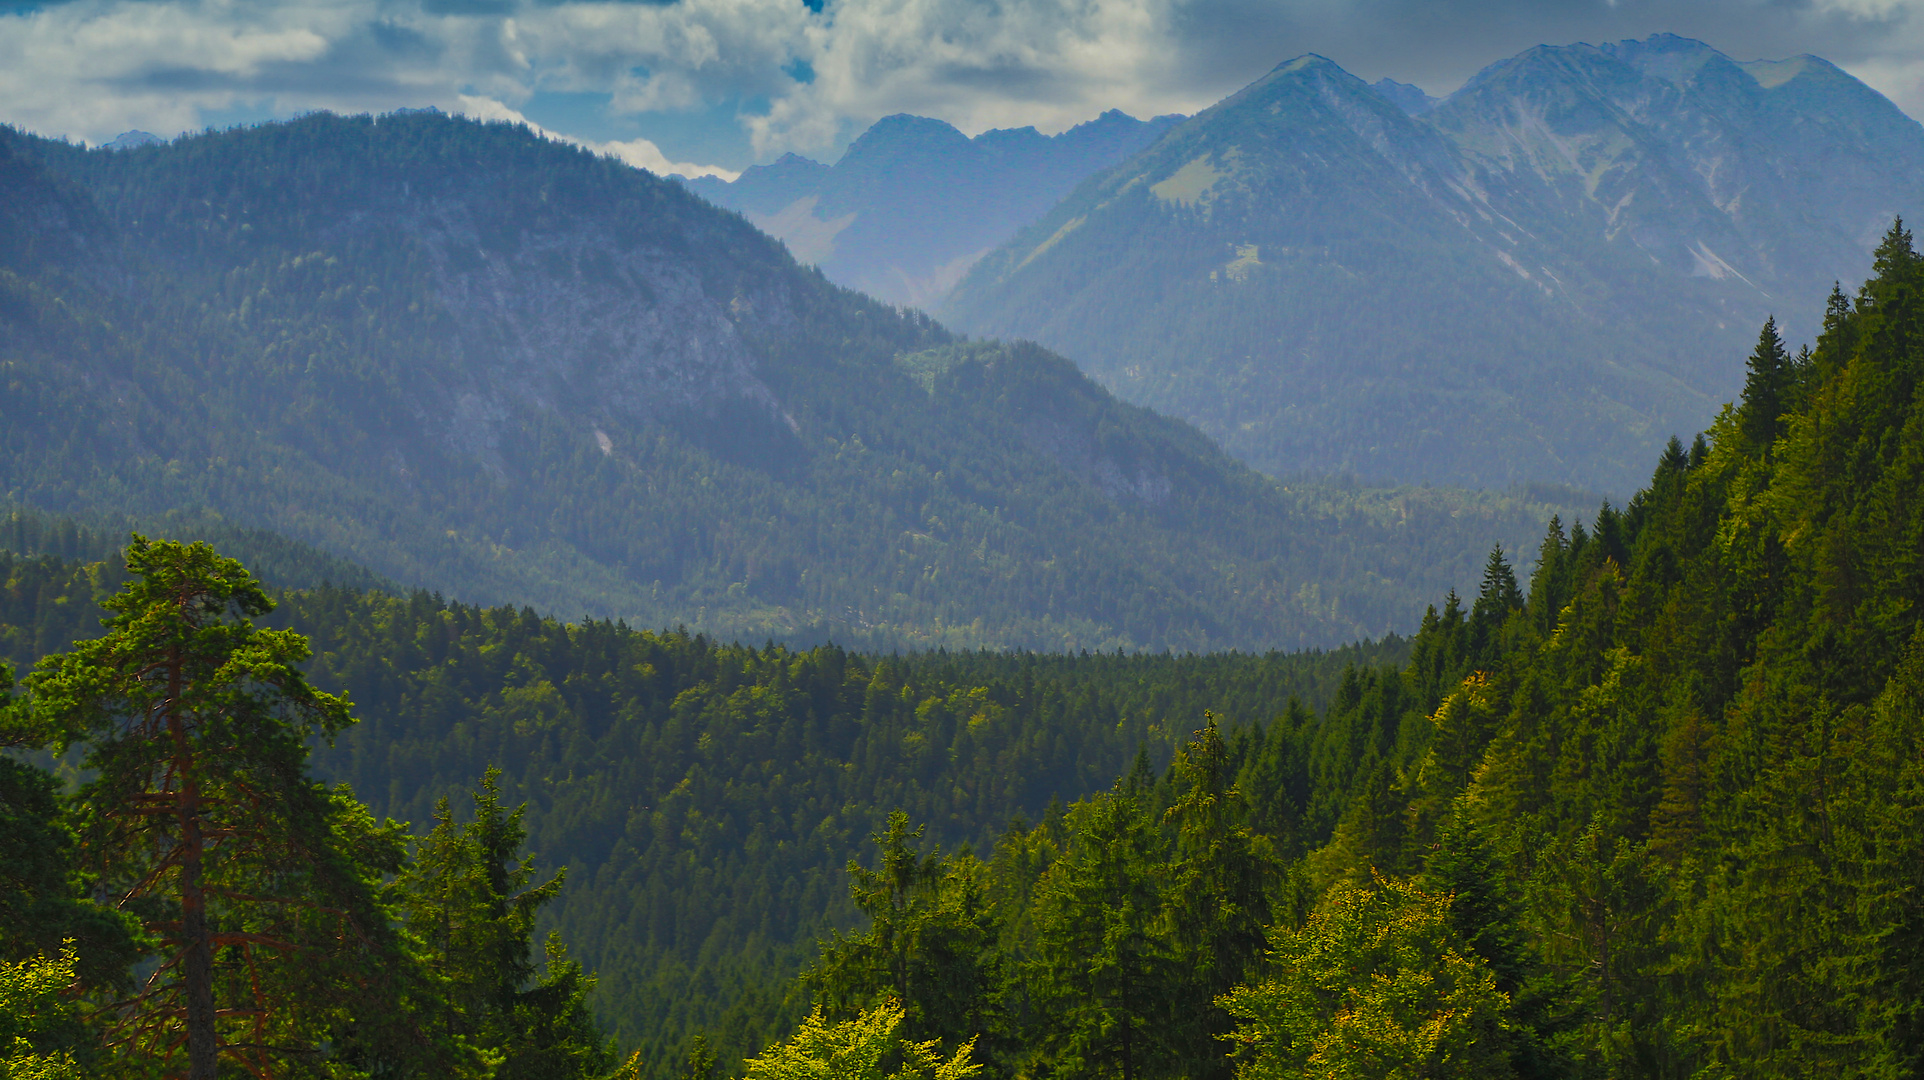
[
  {"left": 0, "top": 111, "right": 1582, "bottom": 655},
  {"left": 6, "top": 232, "right": 1924, "bottom": 1078}
]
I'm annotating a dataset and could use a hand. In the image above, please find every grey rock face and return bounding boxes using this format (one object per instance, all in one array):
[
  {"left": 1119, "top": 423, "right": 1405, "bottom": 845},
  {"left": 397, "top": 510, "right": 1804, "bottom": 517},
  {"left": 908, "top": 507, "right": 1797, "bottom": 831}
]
[{"left": 400, "top": 208, "right": 791, "bottom": 469}]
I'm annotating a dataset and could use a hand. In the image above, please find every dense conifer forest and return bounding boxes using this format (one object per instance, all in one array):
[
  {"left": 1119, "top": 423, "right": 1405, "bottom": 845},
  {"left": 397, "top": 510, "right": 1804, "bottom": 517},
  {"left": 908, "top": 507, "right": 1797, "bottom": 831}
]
[{"left": 5, "top": 182, "right": 1924, "bottom": 1080}]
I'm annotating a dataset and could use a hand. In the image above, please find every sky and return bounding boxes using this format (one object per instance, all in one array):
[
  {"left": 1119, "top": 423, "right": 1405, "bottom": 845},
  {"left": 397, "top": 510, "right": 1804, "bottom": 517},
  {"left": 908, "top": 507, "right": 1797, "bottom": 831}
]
[{"left": 2, "top": 0, "right": 1922, "bottom": 179}]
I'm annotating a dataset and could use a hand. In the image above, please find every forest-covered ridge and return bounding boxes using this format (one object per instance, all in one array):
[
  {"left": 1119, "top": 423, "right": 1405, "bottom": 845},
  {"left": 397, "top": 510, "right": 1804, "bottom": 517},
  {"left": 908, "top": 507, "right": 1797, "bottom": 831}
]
[
  {"left": 0, "top": 111, "right": 1583, "bottom": 653},
  {"left": 838, "top": 221, "right": 1924, "bottom": 1079}
]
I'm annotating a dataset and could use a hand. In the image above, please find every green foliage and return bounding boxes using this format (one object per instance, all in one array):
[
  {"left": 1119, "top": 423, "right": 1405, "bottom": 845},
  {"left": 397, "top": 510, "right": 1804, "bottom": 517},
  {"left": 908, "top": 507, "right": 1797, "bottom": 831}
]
[
  {"left": 1027, "top": 786, "right": 1177, "bottom": 1080},
  {"left": 1220, "top": 876, "right": 1513, "bottom": 1080},
  {"left": 777, "top": 228, "right": 1924, "bottom": 1080},
  {"left": 0, "top": 540, "right": 1411, "bottom": 1077},
  {"left": 12, "top": 222, "right": 1924, "bottom": 1077},
  {"left": 0, "top": 538, "right": 622, "bottom": 1079},
  {"left": 1277, "top": 226, "right": 1924, "bottom": 1076},
  {"left": 396, "top": 770, "right": 615, "bottom": 1079},
  {"left": 0, "top": 752, "right": 141, "bottom": 995},
  {"left": 25, "top": 535, "right": 398, "bottom": 1077},
  {"left": 742, "top": 1001, "right": 979, "bottom": 1080},
  {"left": 803, "top": 812, "right": 1001, "bottom": 1058},
  {"left": 0, "top": 945, "right": 81, "bottom": 1080}
]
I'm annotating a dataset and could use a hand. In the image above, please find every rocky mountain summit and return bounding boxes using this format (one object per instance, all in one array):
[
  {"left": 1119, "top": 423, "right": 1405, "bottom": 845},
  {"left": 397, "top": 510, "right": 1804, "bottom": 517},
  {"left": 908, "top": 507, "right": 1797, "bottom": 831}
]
[
  {"left": 681, "top": 109, "right": 1180, "bottom": 308},
  {"left": 942, "top": 35, "right": 1924, "bottom": 492}
]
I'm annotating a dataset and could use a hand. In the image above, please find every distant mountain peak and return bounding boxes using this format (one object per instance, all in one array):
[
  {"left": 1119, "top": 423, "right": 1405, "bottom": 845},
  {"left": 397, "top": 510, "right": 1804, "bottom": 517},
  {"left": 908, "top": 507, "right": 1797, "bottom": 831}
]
[
  {"left": 101, "top": 130, "right": 161, "bottom": 151},
  {"left": 943, "top": 35, "right": 1924, "bottom": 494},
  {"left": 1271, "top": 53, "right": 1342, "bottom": 75},
  {"left": 754, "top": 152, "right": 828, "bottom": 176},
  {"left": 1370, "top": 78, "right": 1440, "bottom": 115},
  {"left": 838, "top": 114, "right": 972, "bottom": 162},
  {"left": 1602, "top": 33, "right": 1730, "bottom": 87},
  {"left": 696, "top": 108, "right": 1180, "bottom": 307}
]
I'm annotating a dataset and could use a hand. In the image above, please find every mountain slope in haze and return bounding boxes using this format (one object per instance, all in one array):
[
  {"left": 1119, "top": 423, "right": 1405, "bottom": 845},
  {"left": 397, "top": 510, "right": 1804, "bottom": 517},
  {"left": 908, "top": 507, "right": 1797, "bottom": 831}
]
[
  {"left": 0, "top": 113, "right": 1566, "bottom": 652},
  {"left": 681, "top": 109, "right": 1181, "bottom": 308},
  {"left": 942, "top": 36, "right": 1924, "bottom": 493}
]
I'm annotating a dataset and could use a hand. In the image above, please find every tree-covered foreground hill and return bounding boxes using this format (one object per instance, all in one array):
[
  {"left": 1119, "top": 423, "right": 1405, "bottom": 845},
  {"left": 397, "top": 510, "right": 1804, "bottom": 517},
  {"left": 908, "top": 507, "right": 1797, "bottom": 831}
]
[{"left": 0, "top": 112, "right": 1578, "bottom": 653}]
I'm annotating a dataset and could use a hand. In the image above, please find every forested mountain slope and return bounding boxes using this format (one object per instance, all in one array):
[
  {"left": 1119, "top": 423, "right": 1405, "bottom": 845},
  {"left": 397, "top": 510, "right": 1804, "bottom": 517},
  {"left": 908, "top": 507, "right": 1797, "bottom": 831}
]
[
  {"left": 680, "top": 110, "right": 1180, "bottom": 308},
  {"left": 943, "top": 35, "right": 1924, "bottom": 493},
  {"left": 1245, "top": 220, "right": 1924, "bottom": 1075},
  {"left": 0, "top": 112, "right": 1574, "bottom": 652}
]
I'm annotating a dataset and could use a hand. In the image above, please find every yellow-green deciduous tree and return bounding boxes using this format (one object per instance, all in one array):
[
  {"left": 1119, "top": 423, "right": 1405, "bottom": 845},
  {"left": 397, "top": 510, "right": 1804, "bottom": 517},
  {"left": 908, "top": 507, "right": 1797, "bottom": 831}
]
[
  {"left": 1221, "top": 874, "right": 1513, "bottom": 1080},
  {"left": 1, "top": 944, "right": 80, "bottom": 1080},
  {"left": 743, "top": 1000, "right": 979, "bottom": 1080}
]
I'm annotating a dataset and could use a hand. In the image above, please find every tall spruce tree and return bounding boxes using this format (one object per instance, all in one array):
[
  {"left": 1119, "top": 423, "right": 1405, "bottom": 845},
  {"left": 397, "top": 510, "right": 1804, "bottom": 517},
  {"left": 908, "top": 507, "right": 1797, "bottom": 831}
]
[
  {"left": 1028, "top": 788, "right": 1174, "bottom": 1080},
  {"left": 1161, "top": 717, "right": 1274, "bottom": 1080},
  {"left": 1739, "top": 316, "right": 1793, "bottom": 454},
  {"left": 803, "top": 811, "right": 1004, "bottom": 1055},
  {"left": 1468, "top": 546, "right": 1524, "bottom": 668},
  {"left": 393, "top": 770, "right": 614, "bottom": 1079}
]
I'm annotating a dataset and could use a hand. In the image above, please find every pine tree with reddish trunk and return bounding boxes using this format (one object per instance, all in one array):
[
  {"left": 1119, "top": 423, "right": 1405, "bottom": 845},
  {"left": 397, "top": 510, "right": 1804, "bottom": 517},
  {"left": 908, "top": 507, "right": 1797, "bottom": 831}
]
[{"left": 30, "top": 535, "right": 400, "bottom": 1078}]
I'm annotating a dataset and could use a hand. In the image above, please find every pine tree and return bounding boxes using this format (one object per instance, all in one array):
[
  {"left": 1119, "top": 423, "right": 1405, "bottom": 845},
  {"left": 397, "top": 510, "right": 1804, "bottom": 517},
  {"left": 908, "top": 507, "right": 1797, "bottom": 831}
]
[
  {"left": 29, "top": 536, "right": 405, "bottom": 1079},
  {"left": 1468, "top": 546, "right": 1524, "bottom": 667},
  {"left": 1871, "top": 216, "right": 1916, "bottom": 282},
  {"left": 1161, "top": 717, "right": 1275, "bottom": 1080},
  {"left": 803, "top": 812, "right": 1003, "bottom": 1063}
]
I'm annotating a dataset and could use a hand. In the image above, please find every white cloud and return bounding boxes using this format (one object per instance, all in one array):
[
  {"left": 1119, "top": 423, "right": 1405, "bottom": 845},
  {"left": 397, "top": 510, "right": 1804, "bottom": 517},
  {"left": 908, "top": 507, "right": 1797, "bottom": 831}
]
[
  {"left": 455, "top": 93, "right": 740, "bottom": 178},
  {"left": 3, "top": 0, "right": 1924, "bottom": 167}
]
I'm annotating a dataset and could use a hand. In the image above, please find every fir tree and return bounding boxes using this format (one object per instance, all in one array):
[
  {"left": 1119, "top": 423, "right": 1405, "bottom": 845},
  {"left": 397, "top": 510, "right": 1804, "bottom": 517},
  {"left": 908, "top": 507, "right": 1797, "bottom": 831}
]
[
  {"left": 1739, "top": 316, "right": 1793, "bottom": 454},
  {"left": 393, "top": 770, "right": 614, "bottom": 1079}
]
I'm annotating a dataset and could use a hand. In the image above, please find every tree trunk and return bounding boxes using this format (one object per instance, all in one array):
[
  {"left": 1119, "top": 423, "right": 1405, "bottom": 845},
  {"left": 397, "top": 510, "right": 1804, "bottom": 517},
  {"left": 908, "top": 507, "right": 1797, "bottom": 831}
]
[
  {"left": 168, "top": 648, "right": 220, "bottom": 1080},
  {"left": 180, "top": 794, "right": 218, "bottom": 1080}
]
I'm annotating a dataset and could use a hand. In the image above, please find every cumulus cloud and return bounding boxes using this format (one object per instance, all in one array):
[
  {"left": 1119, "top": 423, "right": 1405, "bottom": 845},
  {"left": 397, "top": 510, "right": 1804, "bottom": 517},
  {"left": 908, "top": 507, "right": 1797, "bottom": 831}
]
[
  {"left": 455, "top": 92, "right": 739, "bottom": 177},
  {"left": 3, "top": 0, "right": 1924, "bottom": 169}
]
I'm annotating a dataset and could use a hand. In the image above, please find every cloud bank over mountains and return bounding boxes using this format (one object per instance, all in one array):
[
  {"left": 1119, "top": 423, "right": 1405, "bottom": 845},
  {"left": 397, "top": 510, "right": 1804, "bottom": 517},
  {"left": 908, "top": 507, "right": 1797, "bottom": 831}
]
[{"left": 3, "top": 0, "right": 1922, "bottom": 173}]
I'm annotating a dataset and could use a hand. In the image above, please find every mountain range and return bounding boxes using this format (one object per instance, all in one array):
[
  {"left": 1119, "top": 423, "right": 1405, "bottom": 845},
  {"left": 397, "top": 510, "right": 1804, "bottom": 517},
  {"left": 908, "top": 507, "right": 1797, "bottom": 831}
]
[
  {"left": 679, "top": 110, "right": 1180, "bottom": 308},
  {"left": 0, "top": 112, "right": 1574, "bottom": 652},
  {"left": 939, "top": 35, "right": 1924, "bottom": 492}
]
